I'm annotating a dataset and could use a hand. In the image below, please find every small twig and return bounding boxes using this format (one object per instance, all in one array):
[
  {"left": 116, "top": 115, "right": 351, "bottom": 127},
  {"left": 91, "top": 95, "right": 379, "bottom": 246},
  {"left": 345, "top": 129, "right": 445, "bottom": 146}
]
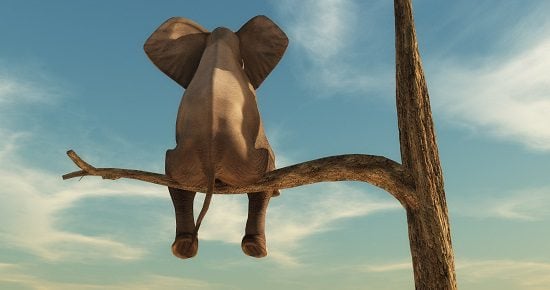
[
  {"left": 63, "top": 150, "right": 417, "bottom": 208},
  {"left": 66, "top": 150, "right": 96, "bottom": 172}
]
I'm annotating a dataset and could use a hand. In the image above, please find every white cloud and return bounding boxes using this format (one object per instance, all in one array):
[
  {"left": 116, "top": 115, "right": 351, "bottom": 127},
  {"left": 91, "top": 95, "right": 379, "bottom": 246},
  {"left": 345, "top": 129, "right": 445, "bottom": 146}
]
[
  {"left": 488, "top": 190, "right": 550, "bottom": 221},
  {"left": 0, "top": 61, "right": 178, "bottom": 262},
  {"left": 0, "top": 267, "right": 213, "bottom": 290},
  {"left": 361, "top": 261, "right": 412, "bottom": 273},
  {"left": 0, "top": 263, "right": 18, "bottom": 270},
  {"left": 0, "top": 124, "right": 169, "bottom": 262},
  {"left": 274, "top": 0, "right": 392, "bottom": 96},
  {"left": 112, "top": 275, "right": 213, "bottom": 290},
  {"left": 280, "top": 0, "right": 355, "bottom": 60},
  {"left": 358, "top": 259, "right": 550, "bottom": 290},
  {"left": 452, "top": 187, "right": 550, "bottom": 221},
  {"left": 432, "top": 38, "right": 550, "bottom": 151},
  {"left": 198, "top": 182, "right": 400, "bottom": 266},
  {"left": 0, "top": 60, "right": 401, "bottom": 269},
  {"left": 0, "top": 130, "right": 28, "bottom": 160},
  {"left": 457, "top": 259, "right": 550, "bottom": 290},
  {"left": 0, "top": 111, "right": 400, "bottom": 268},
  {"left": 276, "top": 1, "right": 550, "bottom": 151},
  {"left": 0, "top": 66, "right": 213, "bottom": 289},
  {"left": 197, "top": 194, "right": 248, "bottom": 244},
  {"left": 0, "top": 64, "right": 62, "bottom": 106}
]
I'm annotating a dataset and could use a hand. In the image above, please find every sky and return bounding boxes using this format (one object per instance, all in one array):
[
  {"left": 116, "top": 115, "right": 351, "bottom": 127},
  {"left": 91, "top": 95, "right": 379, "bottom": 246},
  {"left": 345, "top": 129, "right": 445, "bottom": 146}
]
[{"left": 0, "top": 0, "right": 549, "bottom": 289}]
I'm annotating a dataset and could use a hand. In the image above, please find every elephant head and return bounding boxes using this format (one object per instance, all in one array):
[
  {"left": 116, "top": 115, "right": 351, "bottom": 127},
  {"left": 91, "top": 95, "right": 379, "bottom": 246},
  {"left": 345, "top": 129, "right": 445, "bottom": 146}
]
[{"left": 144, "top": 15, "right": 288, "bottom": 89}]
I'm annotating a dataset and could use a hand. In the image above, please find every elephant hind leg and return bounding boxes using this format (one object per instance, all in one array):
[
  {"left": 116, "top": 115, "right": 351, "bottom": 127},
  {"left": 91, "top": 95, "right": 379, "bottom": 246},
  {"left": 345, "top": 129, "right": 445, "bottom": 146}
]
[
  {"left": 242, "top": 191, "right": 272, "bottom": 258},
  {"left": 169, "top": 187, "right": 198, "bottom": 259}
]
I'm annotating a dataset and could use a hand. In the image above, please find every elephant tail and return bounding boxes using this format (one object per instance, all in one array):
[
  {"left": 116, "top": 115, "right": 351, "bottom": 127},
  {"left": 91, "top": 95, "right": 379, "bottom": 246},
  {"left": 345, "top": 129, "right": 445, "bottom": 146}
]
[{"left": 193, "top": 167, "right": 215, "bottom": 235}]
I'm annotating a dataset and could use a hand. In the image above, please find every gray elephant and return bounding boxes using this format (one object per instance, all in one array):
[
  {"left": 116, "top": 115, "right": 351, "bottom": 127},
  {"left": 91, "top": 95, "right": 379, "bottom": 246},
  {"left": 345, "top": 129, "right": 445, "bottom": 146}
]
[{"left": 144, "top": 15, "right": 288, "bottom": 259}]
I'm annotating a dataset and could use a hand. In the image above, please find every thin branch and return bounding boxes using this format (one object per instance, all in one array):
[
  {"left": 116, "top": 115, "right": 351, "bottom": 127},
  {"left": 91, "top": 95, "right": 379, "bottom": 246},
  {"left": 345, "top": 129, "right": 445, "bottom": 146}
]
[{"left": 63, "top": 150, "right": 417, "bottom": 207}]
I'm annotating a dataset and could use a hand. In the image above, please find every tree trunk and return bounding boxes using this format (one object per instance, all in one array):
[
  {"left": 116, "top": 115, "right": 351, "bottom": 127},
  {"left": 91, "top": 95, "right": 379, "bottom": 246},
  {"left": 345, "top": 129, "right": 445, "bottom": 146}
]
[{"left": 394, "top": 0, "right": 457, "bottom": 288}]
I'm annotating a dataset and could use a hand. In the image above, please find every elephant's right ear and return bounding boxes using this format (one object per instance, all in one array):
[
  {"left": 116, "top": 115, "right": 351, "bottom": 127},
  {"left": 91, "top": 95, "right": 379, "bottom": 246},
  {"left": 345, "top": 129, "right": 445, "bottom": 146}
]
[
  {"left": 237, "top": 16, "right": 288, "bottom": 89},
  {"left": 144, "top": 17, "right": 209, "bottom": 88}
]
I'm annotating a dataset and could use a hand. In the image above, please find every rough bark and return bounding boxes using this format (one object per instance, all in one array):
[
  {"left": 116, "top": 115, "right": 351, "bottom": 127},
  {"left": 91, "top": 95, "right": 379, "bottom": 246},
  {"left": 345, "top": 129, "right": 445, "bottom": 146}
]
[
  {"left": 394, "top": 0, "right": 457, "bottom": 288},
  {"left": 63, "top": 150, "right": 416, "bottom": 206}
]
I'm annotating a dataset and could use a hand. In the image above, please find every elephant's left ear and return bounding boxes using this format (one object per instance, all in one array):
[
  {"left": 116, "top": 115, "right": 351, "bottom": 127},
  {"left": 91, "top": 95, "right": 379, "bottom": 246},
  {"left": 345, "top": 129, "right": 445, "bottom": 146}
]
[
  {"left": 237, "top": 15, "right": 289, "bottom": 89},
  {"left": 144, "top": 17, "right": 209, "bottom": 88}
]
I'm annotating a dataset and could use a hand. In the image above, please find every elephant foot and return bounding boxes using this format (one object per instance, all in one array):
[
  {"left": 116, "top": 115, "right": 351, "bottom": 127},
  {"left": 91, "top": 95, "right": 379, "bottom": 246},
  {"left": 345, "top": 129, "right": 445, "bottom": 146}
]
[
  {"left": 171, "top": 233, "right": 198, "bottom": 259},
  {"left": 241, "top": 234, "right": 267, "bottom": 258}
]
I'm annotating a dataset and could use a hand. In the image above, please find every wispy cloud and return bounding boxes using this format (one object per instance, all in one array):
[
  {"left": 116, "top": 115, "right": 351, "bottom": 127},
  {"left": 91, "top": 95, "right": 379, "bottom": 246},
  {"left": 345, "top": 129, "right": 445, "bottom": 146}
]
[
  {"left": 274, "top": 0, "right": 392, "bottom": 96},
  {"left": 361, "top": 261, "right": 412, "bottom": 273},
  {"left": 198, "top": 182, "right": 400, "bottom": 266},
  {"left": 194, "top": 125, "right": 403, "bottom": 266},
  {"left": 451, "top": 187, "right": 550, "bottom": 221},
  {"left": 431, "top": 37, "right": 550, "bottom": 151},
  {"left": 0, "top": 64, "right": 220, "bottom": 289},
  {"left": 0, "top": 65, "right": 168, "bottom": 262},
  {"left": 0, "top": 58, "right": 400, "bottom": 270},
  {"left": 0, "top": 266, "right": 213, "bottom": 290},
  {"left": 110, "top": 275, "right": 214, "bottom": 290},
  {"left": 279, "top": 0, "right": 356, "bottom": 60},
  {"left": 275, "top": 1, "right": 550, "bottom": 151},
  {"left": 458, "top": 259, "right": 550, "bottom": 289},
  {"left": 0, "top": 128, "right": 168, "bottom": 261},
  {"left": 423, "top": 1, "right": 550, "bottom": 152},
  {"left": 488, "top": 189, "right": 550, "bottom": 221},
  {"left": 358, "top": 259, "right": 550, "bottom": 289},
  {"left": 0, "top": 62, "right": 62, "bottom": 105},
  {"left": 0, "top": 263, "right": 18, "bottom": 270}
]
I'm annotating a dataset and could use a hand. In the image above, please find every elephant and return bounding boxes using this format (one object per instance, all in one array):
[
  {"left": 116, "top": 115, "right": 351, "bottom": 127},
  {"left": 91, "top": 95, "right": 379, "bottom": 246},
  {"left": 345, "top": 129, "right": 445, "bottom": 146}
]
[{"left": 144, "top": 15, "right": 288, "bottom": 259}]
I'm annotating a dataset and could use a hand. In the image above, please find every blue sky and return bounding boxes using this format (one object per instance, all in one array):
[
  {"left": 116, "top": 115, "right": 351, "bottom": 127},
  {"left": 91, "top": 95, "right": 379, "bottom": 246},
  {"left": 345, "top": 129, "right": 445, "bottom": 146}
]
[{"left": 1, "top": 0, "right": 549, "bottom": 289}]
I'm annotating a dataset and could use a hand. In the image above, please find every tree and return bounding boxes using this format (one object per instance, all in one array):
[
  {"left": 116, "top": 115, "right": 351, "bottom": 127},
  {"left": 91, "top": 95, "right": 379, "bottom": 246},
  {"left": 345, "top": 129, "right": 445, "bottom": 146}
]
[{"left": 63, "top": 0, "right": 457, "bottom": 288}]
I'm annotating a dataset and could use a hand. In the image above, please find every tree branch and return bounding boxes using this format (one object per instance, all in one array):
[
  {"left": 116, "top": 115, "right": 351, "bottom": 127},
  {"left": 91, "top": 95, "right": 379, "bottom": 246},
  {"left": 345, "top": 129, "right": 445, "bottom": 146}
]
[{"left": 63, "top": 150, "right": 417, "bottom": 207}]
